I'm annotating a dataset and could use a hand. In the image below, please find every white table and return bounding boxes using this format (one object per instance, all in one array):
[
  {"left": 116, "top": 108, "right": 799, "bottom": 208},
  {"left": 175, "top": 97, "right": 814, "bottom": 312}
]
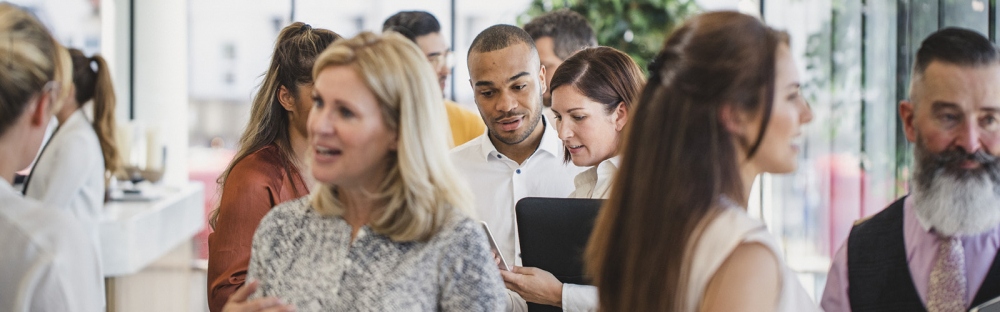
[{"left": 100, "top": 182, "right": 205, "bottom": 277}]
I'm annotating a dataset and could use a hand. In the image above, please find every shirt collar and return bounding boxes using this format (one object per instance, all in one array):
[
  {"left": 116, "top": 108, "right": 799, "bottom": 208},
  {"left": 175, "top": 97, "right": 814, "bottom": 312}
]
[{"left": 476, "top": 115, "right": 564, "bottom": 161}]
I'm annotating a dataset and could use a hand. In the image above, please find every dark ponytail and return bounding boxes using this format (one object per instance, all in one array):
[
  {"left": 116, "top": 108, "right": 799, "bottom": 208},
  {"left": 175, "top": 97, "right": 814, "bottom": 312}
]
[{"left": 69, "top": 49, "right": 121, "bottom": 175}]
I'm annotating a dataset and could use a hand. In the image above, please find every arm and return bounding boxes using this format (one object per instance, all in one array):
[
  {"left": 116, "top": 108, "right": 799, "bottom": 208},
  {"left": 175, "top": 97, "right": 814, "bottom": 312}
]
[
  {"left": 439, "top": 220, "right": 509, "bottom": 312},
  {"left": 699, "top": 242, "right": 781, "bottom": 312},
  {"left": 208, "top": 165, "right": 279, "bottom": 312},
  {"left": 820, "top": 241, "right": 852, "bottom": 312}
]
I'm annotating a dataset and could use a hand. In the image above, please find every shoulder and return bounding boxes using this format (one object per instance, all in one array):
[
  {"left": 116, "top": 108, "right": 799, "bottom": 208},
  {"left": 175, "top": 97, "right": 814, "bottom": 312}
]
[
  {"left": 227, "top": 145, "right": 291, "bottom": 185},
  {"left": 701, "top": 242, "right": 781, "bottom": 312},
  {"left": 429, "top": 215, "right": 489, "bottom": 251},
  {"left": 256, "top": 196, "right": 312, "bottom": 232},
  {"left": 449, "top": 136, "right": 486, "bottom": 162}
]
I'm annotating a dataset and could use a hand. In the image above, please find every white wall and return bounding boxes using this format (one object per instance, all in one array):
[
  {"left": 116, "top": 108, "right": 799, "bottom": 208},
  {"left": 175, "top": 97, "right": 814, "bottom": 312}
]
[{"left": 131, "top": 0, "right": 189, "bottom": 185}]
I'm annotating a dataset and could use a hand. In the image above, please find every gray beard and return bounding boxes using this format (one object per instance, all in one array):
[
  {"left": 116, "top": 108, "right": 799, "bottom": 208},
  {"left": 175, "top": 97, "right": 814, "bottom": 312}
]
[{"left": 911, "top": 140, "right": 1000, "bottom": 237}]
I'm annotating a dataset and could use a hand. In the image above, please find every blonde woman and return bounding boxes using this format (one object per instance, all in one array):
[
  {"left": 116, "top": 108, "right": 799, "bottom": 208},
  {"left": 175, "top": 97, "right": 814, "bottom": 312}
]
[
  {"left": 222, "top": 32, "right": 506, "bottom": 312},
  {"left": 0, "top": 4, "right": 103, "bottom": 311}
]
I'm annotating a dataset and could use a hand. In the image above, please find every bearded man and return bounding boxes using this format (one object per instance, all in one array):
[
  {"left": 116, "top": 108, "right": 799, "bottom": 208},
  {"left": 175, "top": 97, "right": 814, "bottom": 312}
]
[{"left": 821, "top": 27, "right": 1000, "bottom": 312}]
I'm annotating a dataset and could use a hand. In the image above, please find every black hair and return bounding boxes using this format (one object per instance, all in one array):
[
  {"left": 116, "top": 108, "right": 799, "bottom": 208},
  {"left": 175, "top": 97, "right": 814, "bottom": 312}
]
[
  {"left": 383, "top": 11, "right": 441, "bottom": 42},
  {"left": 523, "top": 9, "right": 597, "bottom": 60},
  {"left": 914, "top": 27, "right": 999, "bottom": 76},
  {"left": 468, "top": 24, "right": 536, "bottom": 57}
]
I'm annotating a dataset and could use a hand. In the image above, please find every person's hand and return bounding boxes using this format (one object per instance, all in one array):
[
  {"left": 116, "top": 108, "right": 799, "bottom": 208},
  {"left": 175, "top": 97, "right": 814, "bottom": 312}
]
[
  {"left": 222, "top": 280, "right": 296, "bottom": 312},
  {"left": 500, "top": 266, "right": 563, "bottom": 307},
  {"left": 491, "top": 251, "right": 500, "bottom": 267}
]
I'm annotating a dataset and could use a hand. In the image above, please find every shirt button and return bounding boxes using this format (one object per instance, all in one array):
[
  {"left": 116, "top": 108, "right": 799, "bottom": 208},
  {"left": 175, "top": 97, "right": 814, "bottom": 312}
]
[
  {"left": 516, "top": 169, "right": 521, "bottom": 174},
  {"left": 497, "top": 154, "right": 502, "bottom": 159}
]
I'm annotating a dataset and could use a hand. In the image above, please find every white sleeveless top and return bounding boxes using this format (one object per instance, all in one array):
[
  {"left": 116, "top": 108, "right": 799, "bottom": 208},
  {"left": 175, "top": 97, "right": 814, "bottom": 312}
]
[{"left": 683, "top": 201, "right": 819, "bottom": 312}]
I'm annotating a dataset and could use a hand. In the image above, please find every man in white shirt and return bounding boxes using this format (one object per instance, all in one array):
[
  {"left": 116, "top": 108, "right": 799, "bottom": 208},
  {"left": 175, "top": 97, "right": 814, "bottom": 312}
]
[{"left": 450, "top": 24, "right": 585, "bottom": 311}]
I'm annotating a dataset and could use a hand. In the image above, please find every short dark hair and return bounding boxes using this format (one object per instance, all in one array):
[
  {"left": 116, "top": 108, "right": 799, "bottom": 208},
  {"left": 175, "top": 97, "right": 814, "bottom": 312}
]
[
  {"left": 914, "top": 27, "right": 999, "bottom": 77},
  {"left": 468, "top": 24, "right": 536, "bottom": 57},
  {"left": 523, "top": 9, "right": 597, "bottom": 60},
  {"left": 382, "top": 11, "right": 441, "bottom": 42}
]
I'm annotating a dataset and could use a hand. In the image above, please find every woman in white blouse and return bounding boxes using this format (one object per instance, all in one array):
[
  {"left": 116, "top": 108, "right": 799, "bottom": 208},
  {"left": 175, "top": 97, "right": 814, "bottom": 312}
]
[
  {"left": 500, "top": 47, "right": 645, "bottom": 312},
  {"left": 23, "top": 48, "right": 120, "bottom": 226},
  {"left": 0, "top": 5, "right": 104, "bottom": 311}
]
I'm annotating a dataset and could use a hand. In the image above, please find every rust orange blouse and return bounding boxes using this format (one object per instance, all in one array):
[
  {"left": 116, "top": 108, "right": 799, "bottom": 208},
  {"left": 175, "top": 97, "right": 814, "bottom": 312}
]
[{"left": 207, "top": 145, "right": 308, "bottom": 312}]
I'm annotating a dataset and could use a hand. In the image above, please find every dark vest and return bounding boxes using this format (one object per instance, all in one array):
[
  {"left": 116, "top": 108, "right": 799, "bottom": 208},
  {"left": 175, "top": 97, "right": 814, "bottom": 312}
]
[{"left": 847, "top": 196, "right": 1000, "bottom": 311}]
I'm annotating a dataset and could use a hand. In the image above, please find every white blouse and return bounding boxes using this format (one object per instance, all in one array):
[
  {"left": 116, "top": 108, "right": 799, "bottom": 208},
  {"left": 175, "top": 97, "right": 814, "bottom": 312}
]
[
  {"left": 0, "top": 178, "right": 104, "bottom": 312},
  {"left": 558, "top": 156, "right": 620, "bottom": 312},
  {"left": 24, "top": 107, "right": 106, "bottom": 222},
  {"left": 568, "top": 156, "right": 619, "bottom": 199},
  {"left": 684, "top": 200, "right": 819, "bottom": 312}
]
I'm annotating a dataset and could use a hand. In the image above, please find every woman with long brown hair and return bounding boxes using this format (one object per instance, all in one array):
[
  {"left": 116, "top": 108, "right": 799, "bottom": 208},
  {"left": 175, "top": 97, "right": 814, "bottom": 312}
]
[
  {"left": 207, "top": 22, "right": 340, "bottom": 312},
  {"left": 24, "top": 47, "right": 121, "bottom": 224},
  {"left": 585, "top": 11, "right": 816, "bottom": 312}
]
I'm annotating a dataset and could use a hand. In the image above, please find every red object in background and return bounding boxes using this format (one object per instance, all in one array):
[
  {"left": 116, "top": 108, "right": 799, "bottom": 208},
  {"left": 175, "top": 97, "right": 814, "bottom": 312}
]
[{"left": 189, "top": 148, "right": 235, "bottom": 260}]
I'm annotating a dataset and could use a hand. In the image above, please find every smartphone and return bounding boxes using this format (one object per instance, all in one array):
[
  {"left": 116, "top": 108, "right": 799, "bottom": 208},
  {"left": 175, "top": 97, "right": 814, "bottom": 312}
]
[
  {"left": 479, "top": 221, "right": 511, "bottom": 271},
  {"left": 972, "top": 296, "right": 1000, "bottom": 312}
]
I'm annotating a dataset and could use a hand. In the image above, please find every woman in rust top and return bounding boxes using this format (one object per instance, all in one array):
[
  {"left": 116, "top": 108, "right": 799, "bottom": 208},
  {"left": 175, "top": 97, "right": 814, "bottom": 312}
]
[{"left": 207, "top": 22, "right": 340, "bottom": 312}]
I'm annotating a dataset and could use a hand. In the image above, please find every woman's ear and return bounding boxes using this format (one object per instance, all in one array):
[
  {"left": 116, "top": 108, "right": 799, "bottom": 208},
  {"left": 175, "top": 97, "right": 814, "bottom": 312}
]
[
  {"left": 277, "top": 85, "right": 296, "bottom": 112},
  {"left": 718, "top": 104, "right": 746, "bottom": 136},
  {"left": 614, "top": 102, "right": 629, "bottom": 131}
]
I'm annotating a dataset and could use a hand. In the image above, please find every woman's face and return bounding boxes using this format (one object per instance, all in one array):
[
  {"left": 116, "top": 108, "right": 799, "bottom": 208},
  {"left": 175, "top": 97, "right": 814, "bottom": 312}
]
[
  {"left": 551, "top": 86, "right": 626, "bottom": 167},
  {"left": 308, "top": 65, "right": 397, "bottom": 189},
  {"left": 291, "top": 84, "right": 315, "bottom": 137},
  {"left": 747, "top": 43, "right": 814, "bottom": 174}
]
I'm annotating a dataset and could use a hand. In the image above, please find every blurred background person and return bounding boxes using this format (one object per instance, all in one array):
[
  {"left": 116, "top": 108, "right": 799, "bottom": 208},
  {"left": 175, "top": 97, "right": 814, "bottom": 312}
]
[
  {"left": 0, "top": 3, "right": 103, "bottom": 311},
  {"left": 207, "top": 22, "right": 340, "bottom": 312},
  {"left": 22, "top": 47, "right": 122, "bottom": 281},
  {"left": 500, "top": 46, "right": 643, "bottom": 312},
  {"left": 586, "top": 11, "right": 816, "bottom": 312},
  {"left": 233, "top": 32, "right": 505, "bottom": 311},
  {"left": 383, "top": 10, "right": 485, "bottom": 147},
  {"left": 523, "top": 9, "right": 597, "bottom": 121}
]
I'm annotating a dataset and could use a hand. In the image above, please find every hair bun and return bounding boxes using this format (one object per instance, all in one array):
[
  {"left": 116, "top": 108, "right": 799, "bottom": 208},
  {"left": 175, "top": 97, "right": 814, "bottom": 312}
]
[{"left": 299, "top": 23, "right": 312, "bottom": 33}]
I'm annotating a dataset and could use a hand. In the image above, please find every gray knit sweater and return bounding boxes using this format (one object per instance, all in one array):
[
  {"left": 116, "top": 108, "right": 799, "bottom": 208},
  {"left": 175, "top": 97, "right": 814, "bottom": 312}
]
[{"left": 247, "top": 197, "right": 507, "bottom": 311}]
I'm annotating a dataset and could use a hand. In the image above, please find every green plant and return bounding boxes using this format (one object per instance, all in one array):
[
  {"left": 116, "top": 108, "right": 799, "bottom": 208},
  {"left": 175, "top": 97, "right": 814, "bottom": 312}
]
[{"left": 518, "top": 0, "right": 700, "bottom": 71}]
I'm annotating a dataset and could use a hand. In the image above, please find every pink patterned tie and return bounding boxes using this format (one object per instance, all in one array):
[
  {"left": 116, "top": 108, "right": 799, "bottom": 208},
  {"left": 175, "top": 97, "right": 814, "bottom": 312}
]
[{"left": 927, "top": 237, "right": 967, "bottom": 312}]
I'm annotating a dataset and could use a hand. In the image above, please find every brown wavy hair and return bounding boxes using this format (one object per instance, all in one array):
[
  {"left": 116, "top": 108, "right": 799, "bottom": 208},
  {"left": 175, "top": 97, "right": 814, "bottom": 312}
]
[
  {"left": 584, "top": 11, "right": 789, "bottom": 311},
  {"left": 209, "top": 22, "right": 340, "bottom": 229}
]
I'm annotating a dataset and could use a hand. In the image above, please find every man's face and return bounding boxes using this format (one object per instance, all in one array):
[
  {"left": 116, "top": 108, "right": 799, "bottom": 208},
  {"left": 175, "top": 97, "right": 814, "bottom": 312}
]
[
  {"left": 902, "top": 61, "right": 1000, "bottom": 236},
  {"left": 534, "top": 36, "right": 563, "bottom": 108},
  {"left": 468, "top": 43, "right": 547, "bottom": 146},
  {"left": 415, "top": 32, "right": 451, "bottom": 92},
  {"left": 903, "top": 61, "right": 1000, "bottom": 161}
]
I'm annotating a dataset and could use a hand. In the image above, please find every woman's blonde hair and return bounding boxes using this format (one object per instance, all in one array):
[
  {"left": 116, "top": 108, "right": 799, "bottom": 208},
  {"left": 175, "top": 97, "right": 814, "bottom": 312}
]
[
  {"left": 310, "top": 31, "right": 473, "bottom": 242},
  {"left": 0, "top": 3, "right": 58, "bottom": 136},
  {"left": 52, "top": 44, "right": 72, "bottom": 112}
]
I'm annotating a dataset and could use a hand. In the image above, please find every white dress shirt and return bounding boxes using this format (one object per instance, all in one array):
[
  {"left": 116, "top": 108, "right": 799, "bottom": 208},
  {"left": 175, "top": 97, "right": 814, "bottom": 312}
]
[
  {"left": 557, "top": 156, "right": 620, "bottom": 312},
  {"left": 450, "top": 117, "right": 585, "bottom": 311},
  {"left": 0, "top": 178, "right": 105, "bottom": 312}
]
